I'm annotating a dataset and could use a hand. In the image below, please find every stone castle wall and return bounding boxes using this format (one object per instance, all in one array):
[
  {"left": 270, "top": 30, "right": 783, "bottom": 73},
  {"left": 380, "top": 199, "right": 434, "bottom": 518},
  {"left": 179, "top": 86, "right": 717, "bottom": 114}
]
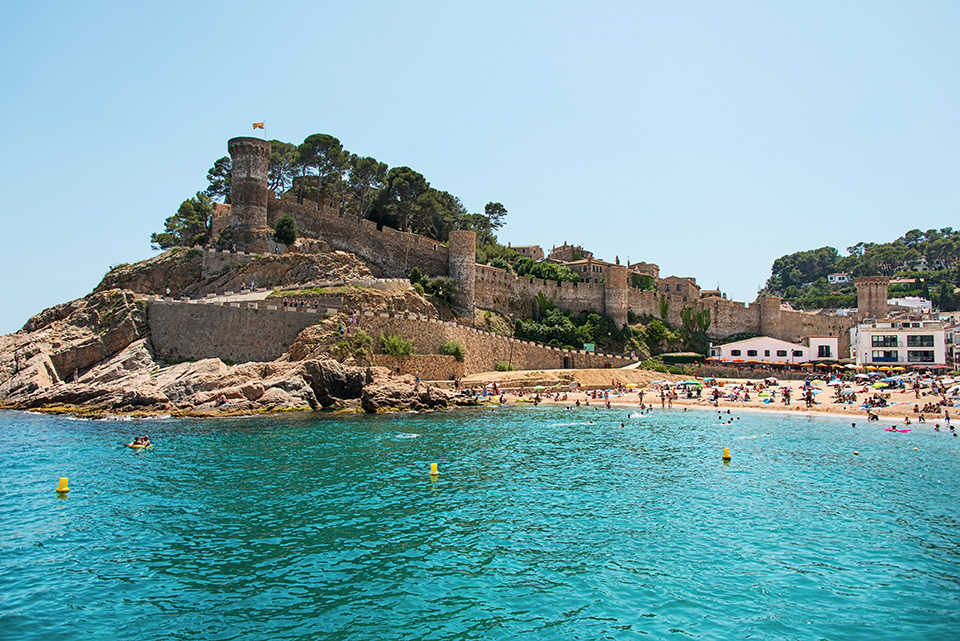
[
  {"left": 147, "top": 300, "right": 631, "bottom": 372},
  {"left": 267, "top": 193, "right": 450, "bottom": 278},
  {"left": 149, "top": 300, "right": 324, "bottom": 363},
  {"left": 475, "top": 264, "right": 607, "bottom": 318}
]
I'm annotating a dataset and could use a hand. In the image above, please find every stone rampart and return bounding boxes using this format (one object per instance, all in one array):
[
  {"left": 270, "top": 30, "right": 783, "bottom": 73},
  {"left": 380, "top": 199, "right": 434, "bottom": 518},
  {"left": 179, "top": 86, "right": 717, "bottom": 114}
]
[
  {"left": 267, "top": 193, "right": 450, "bottom": 278},
  {"left": 372, "top": 354, "right": 465, "bottom": 380},
  {"left": 147, "top": 299, "right": 633, "bottom": 373},
  {"left": 475, "top": 263, "right": 606, "bottom": 318},
  {"left": 148, "top": 300, "right": 325, "bottom": 363},
  {"left": 358, "top": 313, "right": 632, "bottom": 373}
]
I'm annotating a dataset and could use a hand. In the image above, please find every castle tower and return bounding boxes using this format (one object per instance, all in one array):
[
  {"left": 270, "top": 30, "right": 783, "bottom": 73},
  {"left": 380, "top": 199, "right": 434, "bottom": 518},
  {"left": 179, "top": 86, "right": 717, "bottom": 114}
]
[
  {"left": 759, "top": 296, "right": 782, "bottom": 339},
  {"left": 448, "top": 230, "right": 476, "bottom": 311},
  {"left": 604, "top": 264, "right": 629, "bottom": 328},
  {"left": 228, "top": 137, "right": 271, "bottom": 230},
  {"left": 855, "top": 276, "right": 890, "bottom": 320}
]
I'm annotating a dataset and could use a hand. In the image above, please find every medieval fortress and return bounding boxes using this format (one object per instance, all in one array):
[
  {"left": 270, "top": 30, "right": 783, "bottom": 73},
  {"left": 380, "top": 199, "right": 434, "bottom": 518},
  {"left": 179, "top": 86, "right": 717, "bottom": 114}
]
[{"left": 205, "top": 137, "right": 897, "bottom": 360}]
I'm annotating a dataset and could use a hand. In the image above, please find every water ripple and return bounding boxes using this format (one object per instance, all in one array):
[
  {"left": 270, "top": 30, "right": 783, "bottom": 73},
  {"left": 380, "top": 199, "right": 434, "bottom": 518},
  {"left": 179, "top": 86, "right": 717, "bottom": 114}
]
[{"left": 2, "top": 408, "right": 959, "bottom": 639}]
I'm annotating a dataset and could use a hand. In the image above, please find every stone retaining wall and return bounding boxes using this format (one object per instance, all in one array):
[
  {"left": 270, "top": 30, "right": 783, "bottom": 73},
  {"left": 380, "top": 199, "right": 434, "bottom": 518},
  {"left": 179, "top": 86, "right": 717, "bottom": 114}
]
[
  {"left": 147, "top": 300, "right": 634, "bottom": 372},
  {"left": 148, "top": 301, "right": 323, "bottom": 363}
]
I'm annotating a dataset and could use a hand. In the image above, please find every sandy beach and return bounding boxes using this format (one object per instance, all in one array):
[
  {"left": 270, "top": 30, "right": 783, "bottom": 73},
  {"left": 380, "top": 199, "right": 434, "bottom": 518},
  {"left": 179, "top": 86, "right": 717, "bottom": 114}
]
[{"left": 455, "top": 369, "right": 958, "bottom": 429}]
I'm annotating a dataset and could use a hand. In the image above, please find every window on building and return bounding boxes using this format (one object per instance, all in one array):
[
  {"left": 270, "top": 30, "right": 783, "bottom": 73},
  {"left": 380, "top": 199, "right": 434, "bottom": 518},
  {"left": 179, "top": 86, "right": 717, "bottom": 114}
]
[
  {"left": 818, "top": 345, "right": 832, "bottom": 358},
  {"left": 665, "top": 285, "right": 670, "bottom": 292},
  {"left": 676, "top": 284, "right": 682, "bottom": 292},
  {"left": 872, "top": 335, "right": 899, "bottom": 348},
  {"left": 792, "top": 350, "right": 803, "bottom": 357},
  {"left": 730, "top": 350, "right": 741, "bottom": 356},
  {"left": 907, "top": 335, "right": 934, "bottom": 348},
  {"left": 764, "top": 350, "right": 770, "bottom": 357},
  {"left": 776, "top": 350, "right": 787, "bottom": 357},
  {"left": 907, "top": 350, "right": 935, "bottom": 363},
  {"left": 872, "top": 350, "right": 898, "bottom": 362},
  {"left": 747, "top": 350, "right": 757, "bottom": 357}
]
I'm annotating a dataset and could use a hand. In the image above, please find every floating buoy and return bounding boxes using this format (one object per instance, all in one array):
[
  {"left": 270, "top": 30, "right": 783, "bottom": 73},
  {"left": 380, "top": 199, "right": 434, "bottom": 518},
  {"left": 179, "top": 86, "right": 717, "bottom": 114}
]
[
  {"left": 913, "top": 447, "right": 918, "bottom": 451},
  {"left": 722, "top": 448, "right": 731, "bottom": 461},
  {"left": 56, "top": 477, "right": 69, "bottom": 493},
  {"left": 429, "top": 463, "right": 439, "bottom": 476},
  {"left": 854, "top": 451, "right": 859, "bottom": 456}
]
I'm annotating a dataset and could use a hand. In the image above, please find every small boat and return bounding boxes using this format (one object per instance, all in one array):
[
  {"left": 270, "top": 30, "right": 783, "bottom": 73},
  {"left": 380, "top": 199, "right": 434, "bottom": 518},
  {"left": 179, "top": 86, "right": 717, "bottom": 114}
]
[
  {"left": 126, "top": 442, "right": 152, "bottom": 449},
  {"left": 884, "top": 428, "right": 911, "bottom": 433}
]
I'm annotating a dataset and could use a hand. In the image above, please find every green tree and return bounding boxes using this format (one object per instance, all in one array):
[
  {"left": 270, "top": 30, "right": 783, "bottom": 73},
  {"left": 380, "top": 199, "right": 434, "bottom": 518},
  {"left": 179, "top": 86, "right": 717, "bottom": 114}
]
[
  {"left": 659, "top": 294, "right": 669, "bottom": 321},
  {"left": 484, "top": 201, "right": 508, "bottom": 232},
  {"left": 268, "top": 140, "right": 298, "bottom": 193},
  {"left": 386, "top": 166, "right": 429, "bottom": 233},
  {"left": 203, "top": 157, "right": 232, "bottom": 203},
  {"left": 695, "top": 307, "right": 712, "bottom": 333},
  {"left": 347, "top": 154, "right": 388, "bottom": 221},
  {"left": 274, "top": 215, "right": 298, "bottom": 245},
  {"left": 298, "top": 133, "right": 344, "bottom": 209},
  {"left": 424, "top": 276, "right": 457, "bottom": 304},
  {"left": 151, "top": 192, "right": 213, "bottom": 250}
]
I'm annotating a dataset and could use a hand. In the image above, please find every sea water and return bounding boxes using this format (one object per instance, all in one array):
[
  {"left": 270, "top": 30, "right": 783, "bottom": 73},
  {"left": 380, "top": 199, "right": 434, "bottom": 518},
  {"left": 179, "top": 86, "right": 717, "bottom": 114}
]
[{"left": 1, "top": 406, "right": 958, "bottom": 640}]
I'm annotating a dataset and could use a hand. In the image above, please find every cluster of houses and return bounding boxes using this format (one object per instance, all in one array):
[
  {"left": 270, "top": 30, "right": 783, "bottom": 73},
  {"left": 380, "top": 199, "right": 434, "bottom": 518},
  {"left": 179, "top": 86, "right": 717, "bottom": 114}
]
[{"left": 708, "top": 315, "right": 958, "bottom": 371}]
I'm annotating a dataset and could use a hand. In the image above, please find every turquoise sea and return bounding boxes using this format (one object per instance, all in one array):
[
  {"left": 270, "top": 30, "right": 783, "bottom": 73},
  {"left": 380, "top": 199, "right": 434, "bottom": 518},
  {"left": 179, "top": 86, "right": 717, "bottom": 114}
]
[{"left": 2, "top": 406, "right": 959, "bottom": 640}]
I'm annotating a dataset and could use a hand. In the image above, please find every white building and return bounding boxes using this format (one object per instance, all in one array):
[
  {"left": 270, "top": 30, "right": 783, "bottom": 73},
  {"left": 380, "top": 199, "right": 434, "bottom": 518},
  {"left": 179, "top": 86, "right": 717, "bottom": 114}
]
[
  {"left": 710, "top": 336, "right": 839, "bottom": 363},
  {"left": 828, "top": 273, "right": 852, "bottom": 284},
  {"left": 888, "top": 297, "right": 933, "bottom": 313},
  {"left": 849, "top": 319, "right": 946, "bottom": 366}
]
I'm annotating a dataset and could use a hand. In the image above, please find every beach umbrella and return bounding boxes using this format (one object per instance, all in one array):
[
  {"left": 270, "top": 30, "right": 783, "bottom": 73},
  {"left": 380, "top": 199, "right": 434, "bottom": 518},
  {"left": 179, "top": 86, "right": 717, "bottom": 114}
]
[
  {"left": 892, "top": 367, "right": 906, "bottom": 371},
  {"left": 872, "top": 381, "right": 888, "bottom": 388},
  {"left": 827, "top": 379, "right": 843, "bottom": 386},
  {"left": 532, "top": 385, "right": 545, "bottom": 390},
  {"left": 703, "top": 377, "right": 716, "bottom": 381},
  {"left": 625, "top": 383, "right": 637, "bottom": 388}
]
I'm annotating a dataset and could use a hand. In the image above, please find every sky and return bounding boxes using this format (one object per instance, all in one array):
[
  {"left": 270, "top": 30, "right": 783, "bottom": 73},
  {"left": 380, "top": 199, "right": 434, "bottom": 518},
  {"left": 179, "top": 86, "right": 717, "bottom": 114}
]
[{"left": 1, "top": 1, "right": 958, "bottom": 335}]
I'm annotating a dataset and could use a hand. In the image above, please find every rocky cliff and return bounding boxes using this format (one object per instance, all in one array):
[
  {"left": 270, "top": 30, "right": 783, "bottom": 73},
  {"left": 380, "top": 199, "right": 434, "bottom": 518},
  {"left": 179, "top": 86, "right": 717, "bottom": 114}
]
[
  {"left": 0, "top": 245, "right": 471, "bottom": 417},
  {"left": 0, "top": 286, "right": 466, "bottom": 417}
]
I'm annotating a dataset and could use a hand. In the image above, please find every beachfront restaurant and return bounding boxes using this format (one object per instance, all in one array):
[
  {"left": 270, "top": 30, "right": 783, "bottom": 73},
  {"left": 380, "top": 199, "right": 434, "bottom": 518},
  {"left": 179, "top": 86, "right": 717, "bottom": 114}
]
[{"left": 708, "top": 336, "right": 839, "bottom": 366}]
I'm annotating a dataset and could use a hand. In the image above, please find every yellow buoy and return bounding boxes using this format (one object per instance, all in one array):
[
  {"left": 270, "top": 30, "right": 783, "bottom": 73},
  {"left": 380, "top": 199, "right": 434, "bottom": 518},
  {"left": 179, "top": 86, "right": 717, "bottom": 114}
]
[
  {"left": 854, "top": 451, "right": 859, "bottom": 456},
  {"left": 722, "top": 448, "right": 731, "bottom": 461},
  {"left": 56, "top": 477, "right": 69, "bottom": 493},
  {"left": 429, "top": 463, "right": 439, "bottom": 476}
]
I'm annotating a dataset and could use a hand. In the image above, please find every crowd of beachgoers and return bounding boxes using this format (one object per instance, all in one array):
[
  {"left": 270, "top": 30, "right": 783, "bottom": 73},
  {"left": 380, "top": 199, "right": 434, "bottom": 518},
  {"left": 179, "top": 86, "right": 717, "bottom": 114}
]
[{"left": 458, "top": 370, "right": 958, "bottom": 430}]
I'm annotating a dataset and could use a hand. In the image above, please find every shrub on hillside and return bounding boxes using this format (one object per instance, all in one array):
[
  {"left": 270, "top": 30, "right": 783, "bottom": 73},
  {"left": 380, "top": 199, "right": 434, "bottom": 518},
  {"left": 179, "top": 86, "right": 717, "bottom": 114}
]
[
  {"left": 274, "top": 215, "right": 298, "bottom": 245},
  {"left": 439, "top": 340, "right": 466, "bottom": 362},
  {"left": 381, "top": 332, "right": 413, "bottom": 359}
]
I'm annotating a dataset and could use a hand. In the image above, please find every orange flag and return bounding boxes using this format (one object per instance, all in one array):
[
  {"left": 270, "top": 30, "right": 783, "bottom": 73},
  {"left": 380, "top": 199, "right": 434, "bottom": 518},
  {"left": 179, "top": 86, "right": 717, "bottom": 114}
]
[{"left": 252, "top": 121, "right": 265, "bottom": 129}]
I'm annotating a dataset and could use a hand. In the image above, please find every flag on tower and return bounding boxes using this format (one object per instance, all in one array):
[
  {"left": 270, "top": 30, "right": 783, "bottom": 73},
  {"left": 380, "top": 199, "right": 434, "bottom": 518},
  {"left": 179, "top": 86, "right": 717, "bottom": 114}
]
[{"left": 252, "top": 121, "right": 265, "bottom": 130}]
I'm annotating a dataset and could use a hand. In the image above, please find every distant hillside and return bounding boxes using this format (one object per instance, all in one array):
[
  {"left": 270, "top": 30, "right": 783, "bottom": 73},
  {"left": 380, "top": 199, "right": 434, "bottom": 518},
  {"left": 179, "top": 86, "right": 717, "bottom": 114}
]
[{"left": 762, "top": 228, "right": 960, "bottom": 311}]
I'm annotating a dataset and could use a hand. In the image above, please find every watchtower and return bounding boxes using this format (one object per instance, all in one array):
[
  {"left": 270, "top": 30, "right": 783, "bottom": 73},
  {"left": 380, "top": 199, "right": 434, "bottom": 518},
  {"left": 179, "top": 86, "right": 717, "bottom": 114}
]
[
  {"left": 855, "top": 276, "right": 890, "bottom": 320},
  {"left": 759, "top": 296, "right": 782, "bottom": 338},
  {"left": 603, "top": 264, "right": 629, "bottom": 328},
  {"left": 447, "top": 230, "right": 476, "bottom": 311},
  {"left": 228, "top": 137, "right": 271, "bottom": 230}
]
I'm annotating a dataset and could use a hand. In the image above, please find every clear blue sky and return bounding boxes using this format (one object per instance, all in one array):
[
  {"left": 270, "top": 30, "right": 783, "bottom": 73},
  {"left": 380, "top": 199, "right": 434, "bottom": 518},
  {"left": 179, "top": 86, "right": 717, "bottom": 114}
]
[{"left": 2, "top": 1, "right": 958, "bottom": 334}]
